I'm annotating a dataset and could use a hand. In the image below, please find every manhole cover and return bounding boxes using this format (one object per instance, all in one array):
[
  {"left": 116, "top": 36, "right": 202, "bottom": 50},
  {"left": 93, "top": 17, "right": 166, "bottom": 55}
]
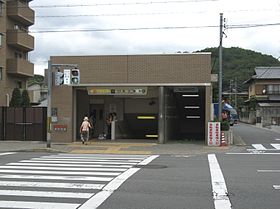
[{"left": 134, "top": 164, "right": 167, "bottom": 169}]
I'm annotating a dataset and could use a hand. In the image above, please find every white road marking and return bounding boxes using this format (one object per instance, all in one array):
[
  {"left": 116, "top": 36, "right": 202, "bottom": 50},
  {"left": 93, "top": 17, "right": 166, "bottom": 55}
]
[
  {"left": 0, "top": 201, "right": 80, "bottom": 209},
  {"left": 0, "top": 189, "right": 93, "bottom": 198},
  {"left": 208, "top": 154, "right": 232, "bottom": 209},
  {"left": 227, "top": 153, "right": 280, "bottom": 155},
  {"left": 257, "top": 170, "right": 280, "bottom": 173},
  {"left": 0, "top": 174, "right": 113, "bottom": 182},
  {"left": 271, "top": 144, "right": 280, "bottom": 149},
  {"left": 0, "top": 165, "right": 127, "bottom": 172},
  {"left": 0, "top": 180, "right": 104, "bottom": 189},
  {"left": 252, "top": 144, "right": 267, "bottom": 150},
  {"left": 0, "top": 169, "right": 120, "bottom": 176},
  {"left": 0, "top": 152, "right": 16, "bottom": 156},
  {"left": 9, "top": 162, "right": 132, "bottom": 168},
  {"left": 79, "top": 155, "right": 159, "bottom": 209},
  {"left": 23, "top": 159, "right": 137, "bottom": 165},
  {"left": 138, "top": 155, "right": 159, "bottom": 165},
  {"left": 79, "top": 190, "right": 113, "bottom": 209}
]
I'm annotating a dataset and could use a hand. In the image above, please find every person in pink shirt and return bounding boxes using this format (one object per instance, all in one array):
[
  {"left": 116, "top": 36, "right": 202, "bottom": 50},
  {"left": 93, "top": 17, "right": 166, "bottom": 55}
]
[{"left": 80, "top": 116, "right": 92, "bottom": 145}]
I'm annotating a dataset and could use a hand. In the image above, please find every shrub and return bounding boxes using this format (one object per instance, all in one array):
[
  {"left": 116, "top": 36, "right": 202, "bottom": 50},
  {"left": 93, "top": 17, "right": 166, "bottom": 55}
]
[
  {"left": 221, "top": 120, "right": 230, "bottom": 131},
  {"left": 9, "top": 88, "right": 22, "bottom": 107},
  {"left": 21, "top": 90, "right": 30, "bottom": 107}
]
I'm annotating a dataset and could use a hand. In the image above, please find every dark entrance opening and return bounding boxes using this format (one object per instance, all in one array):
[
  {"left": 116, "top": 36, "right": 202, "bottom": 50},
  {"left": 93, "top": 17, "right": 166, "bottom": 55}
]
[{"left": 165, "top": 86, "right": 206, "bottom": 141}]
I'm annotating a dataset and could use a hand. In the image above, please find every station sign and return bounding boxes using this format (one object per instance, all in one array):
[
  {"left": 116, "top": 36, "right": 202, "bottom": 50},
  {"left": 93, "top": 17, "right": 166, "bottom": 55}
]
[{"left": 87, "top": 87, "right": 148, "bottom": 96}]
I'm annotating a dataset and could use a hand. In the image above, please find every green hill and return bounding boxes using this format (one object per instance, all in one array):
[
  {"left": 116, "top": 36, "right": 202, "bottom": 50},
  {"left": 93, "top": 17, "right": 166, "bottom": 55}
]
[{"left": 198, "top": 47, "right": 280, "bottom": 101}]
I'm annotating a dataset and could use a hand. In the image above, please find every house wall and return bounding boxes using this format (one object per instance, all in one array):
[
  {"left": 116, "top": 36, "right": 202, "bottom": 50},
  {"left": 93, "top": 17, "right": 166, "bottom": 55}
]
[{"left": 251, "top": 80, "right": 280, "bottom": 96}]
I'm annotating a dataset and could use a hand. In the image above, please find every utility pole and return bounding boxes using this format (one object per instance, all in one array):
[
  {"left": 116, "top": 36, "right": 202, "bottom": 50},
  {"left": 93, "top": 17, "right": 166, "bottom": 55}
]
[
  {"left": 47, "top": 60, "right": 52, "bottom": 148},
  {"left": 230, "top": 79, "right": 233, "bottom": 103},
  {"left": 218, "top": 13, "right": 224, "bottom": 121},
  {"left": 235, "top": 78, "right": 237, "bottom": 109}
]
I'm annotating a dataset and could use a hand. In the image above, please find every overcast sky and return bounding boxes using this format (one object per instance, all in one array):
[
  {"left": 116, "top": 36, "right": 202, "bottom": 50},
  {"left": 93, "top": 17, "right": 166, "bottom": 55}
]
[{"left": 29, "top": 0, "right": 280, "bottom": 75}]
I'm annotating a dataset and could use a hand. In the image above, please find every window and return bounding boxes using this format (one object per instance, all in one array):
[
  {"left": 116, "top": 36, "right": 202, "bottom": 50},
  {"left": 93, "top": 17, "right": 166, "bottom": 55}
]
[
  {"left": 0, "top": 1, "right": 3, "bottom": 16},
  {"left": 0, "top": 67, "right": 2, "bottom": 81},
  {"left": 16, "top": 81, "right": 22, "bottom": 89},
  {"left": 15, "top": 52, "right": 23, "bottom": 59},
  {"left": 0, "top": 33, "right": 3, "bottom": 47},
  {"left": 266, "top": 85, "right": 280, "bottom": 95}
]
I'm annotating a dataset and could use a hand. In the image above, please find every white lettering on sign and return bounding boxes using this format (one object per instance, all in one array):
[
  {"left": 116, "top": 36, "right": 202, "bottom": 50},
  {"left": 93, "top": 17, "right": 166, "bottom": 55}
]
[{"left": 64, "top": 69, "right": 71, "bottom": 85}]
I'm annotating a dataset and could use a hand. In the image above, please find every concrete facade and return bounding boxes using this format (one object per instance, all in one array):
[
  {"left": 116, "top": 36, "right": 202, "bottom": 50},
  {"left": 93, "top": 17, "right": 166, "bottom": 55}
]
[
  {"left": 49, "top": 54, "right": 212, "bottom": 143},
  {"left": 0, "top": 0, "right": 34, "bottom": 107}
]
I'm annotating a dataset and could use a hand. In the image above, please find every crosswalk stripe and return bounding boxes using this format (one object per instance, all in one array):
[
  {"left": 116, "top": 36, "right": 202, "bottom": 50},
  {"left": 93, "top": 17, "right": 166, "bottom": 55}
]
[
  {"left": 0, "top": 169, "right": 120, "bottom": 176},
  {"left": 0, "top": 165, "right": 127, "bottom": 172},
  {"left": 0, "top": 201, "right": 80, "bottom": 209},
  {"left": 0, "top": 180, "right": 104, "bottom": 189},
  {"left": 23, "top": 159, "right": 137, "bottom": 165},
  {"left": 271, "top": 144, "right": 280, "bottom": 149},
  {"left": 8, "top": 162, "right": 132, "bottom": 168},
  {"left": 0, "top": 174, "right": 113, "bottom": 182},
  {"left": 0, "top": 189, "right": 93, "bottom": 198},
  {"left": 0, "top": 154, "right": 152, "bottom": 208},
  {"left": 252, "top": 144, "right": 267, "bottom": 150}
]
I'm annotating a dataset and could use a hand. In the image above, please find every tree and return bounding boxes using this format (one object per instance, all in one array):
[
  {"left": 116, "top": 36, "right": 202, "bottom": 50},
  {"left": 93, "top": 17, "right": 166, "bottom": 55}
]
[
  {"left": 9, "top": 88, "right": 22, "bottom": 107},
  {"left": 21, "top": 90, "right": 30, "bottom": 107}
]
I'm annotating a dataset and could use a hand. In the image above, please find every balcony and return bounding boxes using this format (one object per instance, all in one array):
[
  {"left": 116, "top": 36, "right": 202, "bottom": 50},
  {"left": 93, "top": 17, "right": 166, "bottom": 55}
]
[
  {"left": 7, "top": 58, "right": 34, "bottom": 77},
  {"left": 7, "top": 29, "right": 34, "bottom": 51},
  {"left": 7, "top": 1, "right": 35, "bottom": 26}
]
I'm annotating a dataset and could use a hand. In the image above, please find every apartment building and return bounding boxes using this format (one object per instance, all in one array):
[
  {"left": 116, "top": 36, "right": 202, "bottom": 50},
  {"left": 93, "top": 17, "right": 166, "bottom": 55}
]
[{"left": 0, "top": 0, "right": 34, "bottom": 106}]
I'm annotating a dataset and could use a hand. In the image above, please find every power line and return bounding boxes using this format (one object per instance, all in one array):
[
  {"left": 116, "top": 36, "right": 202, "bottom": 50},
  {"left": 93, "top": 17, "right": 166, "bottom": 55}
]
[
  {"left": 31, "top": 0, "right": 218, "bottom": 8},
  {"left": 29, "top": 25, "right": 219, "bottom": 33},
  {"left": 228, "top": 22, "right": 280, "bottom": 29},
  {"left": 3, "top": 0, "right": 218, "bottom": 9},
  {"left": 34, "top": 8, "right": 279, "bottom": 18},
  {"left": 29, "top": 22, "right": 280, "bottom": 33},
  {"left": 1, "top": 22, "right": 279, "bottom": 35}
]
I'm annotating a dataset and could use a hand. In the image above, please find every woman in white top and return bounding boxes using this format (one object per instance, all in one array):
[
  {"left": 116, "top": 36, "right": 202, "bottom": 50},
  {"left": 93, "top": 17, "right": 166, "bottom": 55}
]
[{"left": 80, "top": 116, "right": 92, "bottom": 144}]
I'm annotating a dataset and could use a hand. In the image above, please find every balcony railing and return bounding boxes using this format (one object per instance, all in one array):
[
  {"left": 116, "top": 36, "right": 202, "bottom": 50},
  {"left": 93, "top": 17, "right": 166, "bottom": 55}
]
[
  {"left": 7, "top": 29, "right": 34, "bottom": 51},
  {"left": 7, "top": 1, "right": 35, "bottom": 26},
  {"left": 7, "top": 58, "right": 34, "bottom": 77}
]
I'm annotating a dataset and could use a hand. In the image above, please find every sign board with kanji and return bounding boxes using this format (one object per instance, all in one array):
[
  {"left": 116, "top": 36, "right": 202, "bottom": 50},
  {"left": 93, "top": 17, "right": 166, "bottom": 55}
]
[
  {"left": 63, "top": 69, "right": 71, "bottom": 85},
  {"left": 208, "top": 122, "right": 220, "bottom": 146}
]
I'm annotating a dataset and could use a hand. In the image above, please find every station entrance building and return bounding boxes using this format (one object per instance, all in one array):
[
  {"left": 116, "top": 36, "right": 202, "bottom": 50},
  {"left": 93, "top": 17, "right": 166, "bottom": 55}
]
[{"left": 49, "top": 53, "right": 212, "bottom": 143}]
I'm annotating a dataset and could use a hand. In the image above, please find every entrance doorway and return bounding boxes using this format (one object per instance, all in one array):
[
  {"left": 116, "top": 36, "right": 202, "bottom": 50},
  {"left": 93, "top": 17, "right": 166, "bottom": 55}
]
[{"left": 89, "top": 104, "right": 104, "bottom": 138}]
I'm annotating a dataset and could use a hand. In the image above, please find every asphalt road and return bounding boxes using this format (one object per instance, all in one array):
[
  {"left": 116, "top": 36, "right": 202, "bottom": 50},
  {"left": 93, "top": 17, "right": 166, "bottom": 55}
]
[
  {"left": 0, "top": 124, "right": 280, "bottom": 209},
  {"left": 232, "top": 123, "right": 280, "bottom": 145}
]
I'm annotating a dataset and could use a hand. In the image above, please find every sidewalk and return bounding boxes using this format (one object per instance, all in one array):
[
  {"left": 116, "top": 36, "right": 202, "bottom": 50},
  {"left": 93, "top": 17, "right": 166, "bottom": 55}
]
[{"left": 0, "top": 139, "right": 241, "bottom": 155}]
